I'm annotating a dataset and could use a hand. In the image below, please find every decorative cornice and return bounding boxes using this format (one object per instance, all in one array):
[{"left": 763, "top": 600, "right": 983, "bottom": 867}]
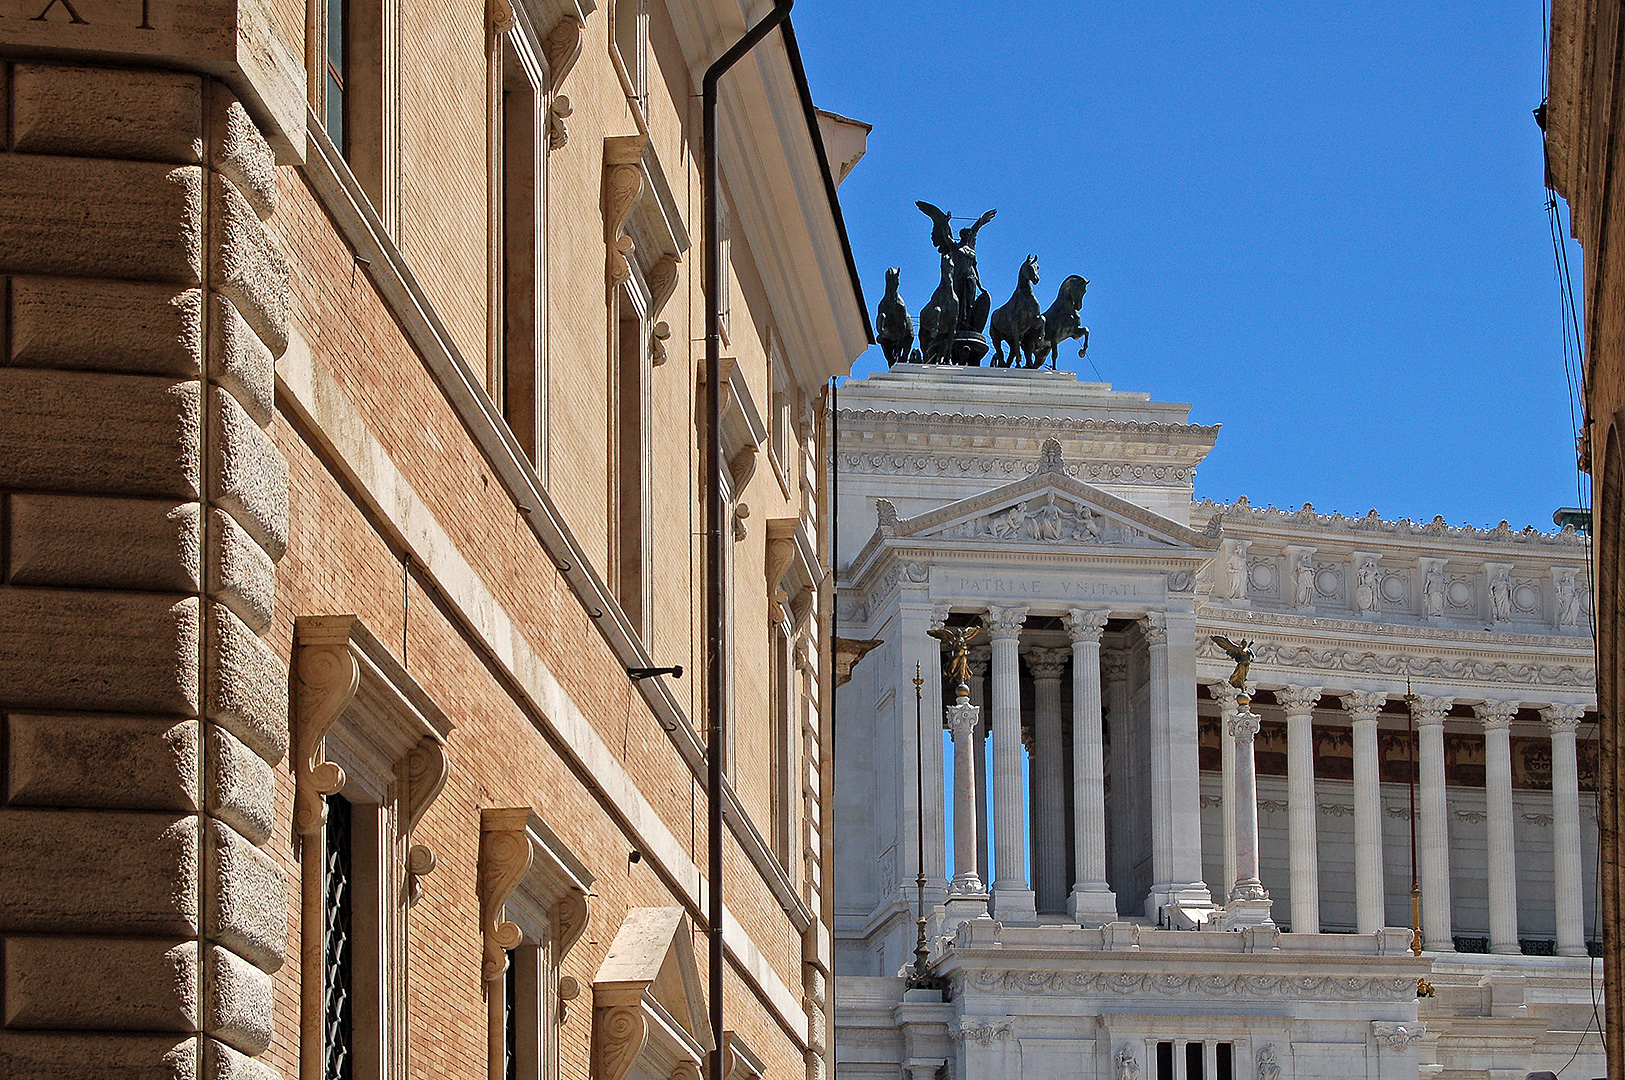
[
  {"left": 838, "top": 450, "right": 1197, "bottom": 486},
  {"left": 1198, "top": 497, "right": 1586, "bottom": 549},
  {"left": 957, "top": 969, "right": 1416, "bottom": 1001},
  {"left": 292, "top": 641, "right": 358, "bottom": 837},
  {"left": 1194, "top": 635, "right": 1595, "bottom": 690},
  {"left": 479, "top": 807, "right": 535, "bottom": 981},
  {"left": 836, "top": 408, "right": 1220, "bottom": 441}
]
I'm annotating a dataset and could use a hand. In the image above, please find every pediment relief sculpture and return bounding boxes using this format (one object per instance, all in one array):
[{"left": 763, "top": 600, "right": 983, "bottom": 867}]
[{"left": 940, "top": 491, "right": 1160, "bottom": 547}]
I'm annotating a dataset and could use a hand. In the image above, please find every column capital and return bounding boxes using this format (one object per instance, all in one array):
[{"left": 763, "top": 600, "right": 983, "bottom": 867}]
[
  {"left": 1276, "top": 685, "right": 1323, "bottom": 716},
  {"left": 1142, "top": 610, "right": 1168, "bottom": 646},
  {"left": 946, "top": 700, "right": 981, "bottom": 737},
  {"left": 1542, "top": 703, "right": 1587, "bottom": 732},
  {"left": 1210, "top": 679, "right": 1242, "bottom": 714},
  {"left": 1025, "top": 646, "right": 1070, "bottom": 681},
  {"left": 1342, "top": 689, "right": 1388, "bottom": 720},
  {"left": 929, "top": 605, "right": 953, "bottom": 631},
  {"left": 1227, "top": 709, "right": 1262, "bottom": 743},
  {"left": 1411, "top": 694, "right": 1454, "bottom": 726},
  {"left": 1474, "top": 699, "right": 1520, "bottom": 731},
  {"left": 984, "top": 605, "right": 1028, "bottom": 641},
  {"left": 1101, "top": 651, "right": 1129, "bottom": 680},
  {"left": 1063, "top": 608, "right": 1110, "bottom": 644}
]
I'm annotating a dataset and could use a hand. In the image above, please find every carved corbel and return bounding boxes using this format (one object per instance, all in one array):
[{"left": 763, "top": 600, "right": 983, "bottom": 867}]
[
  {"left": 603, "top": 135, "right": 648, "bottom": 288},
  {"left": 294, "top": 643, "right": 359, "bottom": 836},
  {"left": 486, "top": 0, "right": 514, "bottom": 31},
  {"left": 731, "top": 502, "right": 750, "bottom": 542},
  {"left": 728, "top": 445, "right": 757, "bottom": 491},
  {"left": 479, "top": 808, "right": 535, "bottom": 981},
  {"left": 404, "top": 737, "right": 449, "bottom": 904},
  {"left": 542, "top": 14, "right": 585, "bottom": 148},
  {"left": 766, "top": 536, "right": 797, "bottom": 622},
  {"left": 647, "top": 253, "right": 680, "bottom": 316},
  {"left": 593, "top": 993, "right": 648, "bottom": 1080},
  {"left": 669, "top": 1065, "right": 703, "bottom": 1080}
]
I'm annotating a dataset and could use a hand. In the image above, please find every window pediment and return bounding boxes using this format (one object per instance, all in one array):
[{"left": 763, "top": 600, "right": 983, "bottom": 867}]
[
  {"left": 592, "top": 907, "right": 713, "bottom": 1080},
  {"left": 604, "top": 134, "right": 689, "bottom": 315}
]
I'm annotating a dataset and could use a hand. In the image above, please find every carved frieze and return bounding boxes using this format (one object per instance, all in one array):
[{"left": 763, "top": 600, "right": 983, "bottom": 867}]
[
  {"left": 956, "top": 969, "right": 1417, "bottom": 1001},
  {"left": 1197, "top": 496, "right": 1587, "bottom": 548},
  {"left": 1193, "top": 635, "right": 1594, "bottom": 688},
  {"left": 938, "top": 491, "right": 1154, "bottom": 546},
  {"left": 950, "top": 1018, "right": 1013, "bottom": 1045}
]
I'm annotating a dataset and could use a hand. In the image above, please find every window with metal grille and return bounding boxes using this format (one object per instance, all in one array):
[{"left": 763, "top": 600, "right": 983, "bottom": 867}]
[
  {"left": 323, "top": 794, "right": 354, "bottom": 1080},
  {"left": 505, "top": 949, "right": 518, "bottom": 1080}
]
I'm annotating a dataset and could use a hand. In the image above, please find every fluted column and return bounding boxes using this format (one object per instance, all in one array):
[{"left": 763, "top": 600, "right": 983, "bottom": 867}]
[
  {"left": 1101, "top": 649, "right": 1130, "bottom": 904},
  {"left": 945, "top": 689, "right": 985, "bottom": 902},
  {"left": 1065, "top": 609, "right": 1115, "bottom": 924},
  {"left": 986, "top": 604, "right": 1035, "bottom": 923},
  {"left": 1148, "top": 610, "right": 1211, "bottom": 924},
  {"left": 1027, "top": 646, "right": 1070, "bottom": 915},
  {"left": 967, "top": 646, "right": 991, "bottom": 886},
  {"left": 1477, "top": 699, "right": 1522, "bottom": 954},
  {"left": 1145, "top": 613, "right": 1174, "bottom": 896},
  {"left": 1544, "top": 704, "right": 1588, "bottom": 956},
  {"left": 1345, "top": 690, "right": 1388, "bottom": 935},
  {"left": 1279, "top": 685, "right": 1324, "bottom": 934},
  {"left": 1211, "top": 681, "right": 1240, "bottom": 901},
  {"left": 1220, "top": 697, "right": 1274, "bottom": 929},
  {"left": 1413, "top": 695, "right": 1455, "bottom": 951}
]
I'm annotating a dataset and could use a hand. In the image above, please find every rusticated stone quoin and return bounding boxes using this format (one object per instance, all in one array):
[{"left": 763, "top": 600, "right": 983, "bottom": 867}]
[
  {"left": 0, "top": 369, "right": 202, "bottom": 498},
  {"left": 209, "top": 507, "right": 274, "bottom": 632},
  {"left": 209, "top": 387, "right": 288, "bottom": 559},
  {"left": 208, "top": 293, "right": 275, "bottom": 424},
  {"left": 3, "top": 937, "right": 199, "bottom": 1031},
  {"left": 205, "top": 945, "right": 273, "bottom": 1055},
  {"left": 207, "top": 602, "right": 289, "bottom": 764},
  {"left": 5, "top": 714, "right": 199, "bottom": 812},
  {"left": 0, "top": 590, "right": 200, "bottom": 715},
  {"left": 207, "top": 93, "right": 276, "bottom": 219},
  {"left": 11, "top": 64, "right": 205, "bottom": 164},
  {"left": 206, "top": 723, "right": 276, "bottom": 844},
  {"left": 9, "top": 495, "right": 201, "bottom": 593},
  {"left": 9, "top": 278, "right": 203, "bottom": 377},
  {"left": 0, "top": 810, "right": 199, "bottom": 935},
  {"left": 205, "top": 819, "right": 287, "bottom": 971},
  {"left": 208, "top": 173, "right": 288, "bottom": 357}
]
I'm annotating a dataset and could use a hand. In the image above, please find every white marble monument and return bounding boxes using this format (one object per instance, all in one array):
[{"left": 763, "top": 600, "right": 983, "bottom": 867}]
[{"left": 833, "top": 366, "right": 1602, "bottom": 1080}]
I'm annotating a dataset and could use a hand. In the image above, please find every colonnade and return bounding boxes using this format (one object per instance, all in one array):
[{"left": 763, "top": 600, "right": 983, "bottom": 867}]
[{"left": 1213, "top": 686, "right": 1591, "bottom": 953}]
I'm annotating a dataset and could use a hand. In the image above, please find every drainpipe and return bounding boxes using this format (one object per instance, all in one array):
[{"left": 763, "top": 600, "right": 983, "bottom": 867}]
[{"left": 703, "top": 4, "right": 793, "bottom": 1079}]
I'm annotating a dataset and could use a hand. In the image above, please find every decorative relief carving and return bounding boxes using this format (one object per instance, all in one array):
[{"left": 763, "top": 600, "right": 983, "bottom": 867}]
[
  {"left": 1195, "top": 496, "right": 1587, "bottom": 548},
  {"left": 1256, "top": 1044, "right": 1280, "bottom": 1080},
  {"left": 1543, "top": 703, "right": 1586, "bottom": 731},
  {"left": 1312, "top": 561, "right": 1343, "bottom": 602},
  {"left": 984, "top": 605, "right": 1029, "bottom": 641},
  {"left": 1522, "top": 812, "right": 1554, "bottom": 827},
  {"left": 1290, "top": 548, "right": 1317, "bottom": 610},
  {"left": 1486, "top": 563, "right": 1514, "bottom": 625},
  {"left": 1025, "top": 646, "right": 1070, "bottom": 681},
  {"left": 1276, "top": 685, "right": 1323, "bottom": 716},
  {"left": 1453, "top": 809, "right": 1487, "bottom": 824},
  {"left": 540, "top": 10, "right": 588, "bottom": 148},
  {"left": 1143, "top": 611, "right": 1168, "bottom": 647},
  {"left": 1371, "top": 1022, "right": 1423, "bottom": 1051},
  {"left": 1193, "top": 637, "right": 1594, "bottom": 688},
  {"left": 1258, "top": 799, "right": 1288, "bottom": 814},
  {"left": 1555, "top": 569, "right": 1583, "bottom": 627},
  {"left": 1474, "top": 699, "right": 1520, "bottom": 731},
  {"left": 940, "top": 492, "right": 1145, "bottom": 546},
  {"left": 602, "top": 134, "right": 647, "bottom": 288},
  {"left": 1064, "top": 608, "right": 1109, "bottom": 643},
  {"left": 594, "top": 1002, "right": 648, "bottom": 1080},
  {"left": 479, "top": 808, "right": 534, "bottom": 981},
  {"left": 404, "top": 737, "right": 448, "bottom": 903},
  {"left": 959, "top": 969, "right": 1415, "bottom": 1001},
  {"left": 1166, "top": 569, "right": 1196, "bottom": 594},
  {"left": 1342, "top": 689, "right": 1388, "bottom": 720},
  {"left": 1221, "top": 540, "right": 1250, "bottom": 601},
  {"left": 1115, "top": 1044, "right": 1141, "bottom": 1080},
  {"left": 293, "top": 642, "right": 359, "bottom": 836},
  {"left": 1247, "top": 554, "right": 1278, "bottom": 597},
  {"left": 1319, "top": 802, "right": 1355, "bottom": 817},
  {"left": 1352, "top": 554, "right": 1380, "bottom": 616},
  {"left": 950, "top": 1018, "right": 1013, "bottom": 1045}
]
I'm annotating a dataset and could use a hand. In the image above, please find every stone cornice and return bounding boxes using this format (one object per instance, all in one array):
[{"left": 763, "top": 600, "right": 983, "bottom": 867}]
[
  {"left": 837, "top": 407, "right": 1220, "bottom": 442},
  {"left": 1200, "top": 497, "right": 1587, "bottom": 551},
  {"left": 1197, "top": 606, "right": 1593, "bottom": 653},
  {"left": 838, "top": 450, "right": 1198, "bottom": 487}
]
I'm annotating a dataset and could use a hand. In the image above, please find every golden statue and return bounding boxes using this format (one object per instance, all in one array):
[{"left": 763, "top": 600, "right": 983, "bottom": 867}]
[
  {"left": 929, "top": 624, "right": 982, "bottom": 692},
  {"left": 1211, "top": 635, "right": 1255, "bottom": 694}
]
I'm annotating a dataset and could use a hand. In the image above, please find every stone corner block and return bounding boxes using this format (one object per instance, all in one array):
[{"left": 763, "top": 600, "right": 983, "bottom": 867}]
[
  {"left": 208, "top": 294, "right": 275, "bottom": 425},
  {"left": 208, "top": 174, "right": 288, "bottom": 358},
  {"left": 13, "top": 64, "right": 204, "bottom": 164},
  {"left": 5, "top": 714, "right": 199, "bottom": 813},
  {"left": 9, "top": 495, "right": 201, "bottom": 593},
  {"left": 210, "top": 386, "right": 288, "bottom": 560},
  {"left": 206, "top": 723, "right": 276, "bottom": 844},
  {"left": 207, "top": 602, "right": 289, "bottom": 765},
  {"left": 3, "top": 936, "right": 199, "bottom": 1031},
  {"left": 208, "top": 93, "right": 276, "bottom": 219},
  {"left": 0, "top": 1031, "right": 199, "bottom": 1080},
  {"left": 205, "top": 945, "right": 273, "bottom": 1056},
  {"left": 9, "top": 278, "right": 203, "bottom": 378},
  {"left": 205, "top": 1038, "right": 282, "bottom": 1080},
  {"left": 209, "top": 508, "right": 274, "bottom": 634},
  {"left": 206, "top": 818, "right": 287, "bottom": 972}
]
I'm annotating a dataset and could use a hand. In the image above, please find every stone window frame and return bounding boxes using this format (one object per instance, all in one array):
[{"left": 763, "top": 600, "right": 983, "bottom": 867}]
[
  {"left": 607, "top": 0, "right": 649, "bottom": 120},
  {"left": 294, "top": 615, "right": 454, "bottom": 1080},
  {"left": 309, "top": 0, "right": 401, "bottom": 231},
  {"left": 480, "top": 807, "right": 594, "bottom": 1080},
  {"left": 766, "top": 518, "right": 820, "bottom": 876}
]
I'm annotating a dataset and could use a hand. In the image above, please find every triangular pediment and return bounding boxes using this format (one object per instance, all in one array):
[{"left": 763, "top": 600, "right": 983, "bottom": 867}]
[{"left": 878, "top": 454, "right": 1218, "bottom": 553}]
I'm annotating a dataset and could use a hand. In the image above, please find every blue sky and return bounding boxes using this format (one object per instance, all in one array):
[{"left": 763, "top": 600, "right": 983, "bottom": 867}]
[{"left": 796, "top": 0, "right": 1587, "bottom": 531}]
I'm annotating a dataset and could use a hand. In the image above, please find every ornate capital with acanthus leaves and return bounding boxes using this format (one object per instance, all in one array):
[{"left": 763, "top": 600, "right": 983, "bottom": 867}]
[
  {"left": 1210, "top": 679, "right": 1241, "bottom": 715},
  {"left": 1474, "top": 699, "right": 1520, "bottom": 731},
  {"left": 1064, "top": 608, "right": 1109, "bottom": 645},
  {"left": 1227, "top": 709, "right": 1262, "bottom": 743},
  {"left": 1142, "top": 611, "right": 1168, "bottom": 646},
  {"left": 1542, "top": 703, "right": 1587, "bottom": 733},
  {"left": 1025, "top": 646, "right": 1070, "bottom": 681},
  {"left": 1342, "top": 689, "right": 1388, "bottom": 721},
  {"left": 984, "top": 604, "right": 1028, "bottom": 641},
  {"left": 1276, "top": 685, "right": 1322, "bottom": 717}
]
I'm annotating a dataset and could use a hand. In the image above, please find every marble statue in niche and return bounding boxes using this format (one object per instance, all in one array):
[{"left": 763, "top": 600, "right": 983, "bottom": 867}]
[
  {"left": 1489, "top": 568, "right": 1514, "bottom": 623},
  {"left": 1424, "top": 563, "right": 1446, "bottom": 618},
  {"left": 1557, "top": 570, "right": 1582, "bottom": 627},
  {"left": 1293, "top": 554, "right": 1315, "bottom": 609},
  {"left": 1115, "top": 1045, "right": 1141, "bottom": 1080}
]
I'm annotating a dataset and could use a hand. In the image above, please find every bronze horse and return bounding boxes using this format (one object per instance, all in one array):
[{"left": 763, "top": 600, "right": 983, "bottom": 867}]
[
  {"left": 1031, "top": 274, "right": 1089, "bottom": 368},
  {"left": 990, "top": 255, "right": 1044, "bottom": 368}
]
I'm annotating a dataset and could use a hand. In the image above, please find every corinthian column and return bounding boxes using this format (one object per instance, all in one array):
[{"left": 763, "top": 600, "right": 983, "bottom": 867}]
[
  {"left": 1412, "top": 695, "right": 1455, "bottom": 951},
  {"left": 1027, "top": 646, "right": 1071, "bottom": 915},
  {"left": 1279, "top": 685, "right": 1323, "bottom": 934},
  {"left": 1065, "top": 609, "right": 1115, "bottom": 924},
  {"left": 986, "top": 605, "right": 1035, "bottom": 924},
  {"left": 1211, "top": 680, "right": 1241, "bottom": 901},
  {"left": 1220, "top": 698, "right": 1274, "bottom": 929},
  {"left": 1344, "top": 690, "right": 1389, "bottom": 935},
  {"left": 967, "top": 646, "right": 991, "bottom": 886},
  {"left": 945, "top": 687, "right": 986, "bottom": 919},
  {"left": 1476, "top": 699, "right": 1522, "bottom": 954},
  {"left": 1543, "top": 704, "right": 1588, "bottom": 957}
]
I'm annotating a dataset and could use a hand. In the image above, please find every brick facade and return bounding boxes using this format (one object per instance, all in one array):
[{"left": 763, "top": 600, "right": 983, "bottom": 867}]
[{"left": 0, "top": 0, "right": 867, "bottom": 1076}]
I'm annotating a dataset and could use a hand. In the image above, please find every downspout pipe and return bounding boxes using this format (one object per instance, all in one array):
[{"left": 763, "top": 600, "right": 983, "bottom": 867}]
[{"left": 703, "top": 4, "right": 793, "bottom": 1079}]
